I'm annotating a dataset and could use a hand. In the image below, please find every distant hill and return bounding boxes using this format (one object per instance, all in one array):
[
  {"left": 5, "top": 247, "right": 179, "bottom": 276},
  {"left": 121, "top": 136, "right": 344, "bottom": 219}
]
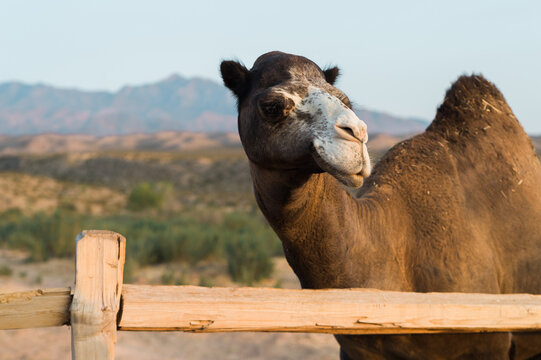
[
  {"left": 0, "top": 131, "right": 402, "bottom": 155},
  {"left": 0, "top": 75, "right": 237, "bottom": 135},
  {"left": 355, "top": 109, "right": 427, "bottom": 136},
  {"left": 0, "top": 75, "right": 427, "bottom": 136},
  {"left": 0, "top": 131, "right": 241, "bottom": 154},
  {"left": 0, "top": 131, "right": 537, "bottom": 157}
]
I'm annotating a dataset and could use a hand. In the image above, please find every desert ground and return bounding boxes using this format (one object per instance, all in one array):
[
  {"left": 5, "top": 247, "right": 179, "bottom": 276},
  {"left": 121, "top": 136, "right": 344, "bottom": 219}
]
[
  {"left": 0, "top": 249, "right": 338, "bottom": 360},
  {"left": 0, "top": 132, "right": 539, "bottom": 359}
]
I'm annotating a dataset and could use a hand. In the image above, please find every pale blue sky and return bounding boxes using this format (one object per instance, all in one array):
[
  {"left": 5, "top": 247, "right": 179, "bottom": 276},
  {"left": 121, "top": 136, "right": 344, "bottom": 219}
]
[{"left": 1, "top": 0, "right": 540, "bottom": 133}]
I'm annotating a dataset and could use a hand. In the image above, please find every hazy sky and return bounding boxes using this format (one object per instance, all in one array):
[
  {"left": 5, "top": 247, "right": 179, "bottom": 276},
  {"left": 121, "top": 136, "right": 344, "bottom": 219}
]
[{"left": 1, "top": 0, "right": 540, "bottom": 133}]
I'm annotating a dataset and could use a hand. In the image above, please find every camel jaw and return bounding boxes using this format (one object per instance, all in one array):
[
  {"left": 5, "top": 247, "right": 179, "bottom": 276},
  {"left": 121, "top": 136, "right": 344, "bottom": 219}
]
[{"left": 311, "top": 140, "right": 371, "bottom": 188}]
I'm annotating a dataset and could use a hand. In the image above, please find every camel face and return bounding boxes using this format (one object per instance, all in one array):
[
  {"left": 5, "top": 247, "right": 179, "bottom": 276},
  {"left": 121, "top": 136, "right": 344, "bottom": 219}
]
[{"left": 220, "top": 51, "right": 371, "bottom": 187}]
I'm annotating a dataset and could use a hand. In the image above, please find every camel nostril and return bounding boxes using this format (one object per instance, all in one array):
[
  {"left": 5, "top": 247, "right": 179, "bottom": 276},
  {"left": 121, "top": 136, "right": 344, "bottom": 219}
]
[
  {"left": 336, "top": 124, "right": 364, "bottom": 143},
  {"left": 342, "top": 127, "right": 356, "bottom": 138}
]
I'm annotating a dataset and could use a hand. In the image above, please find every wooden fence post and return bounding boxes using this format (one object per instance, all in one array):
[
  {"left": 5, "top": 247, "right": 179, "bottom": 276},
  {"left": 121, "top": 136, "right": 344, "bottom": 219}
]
[{"left": 70, "top": 230, "right": 126, "bottom": 360}]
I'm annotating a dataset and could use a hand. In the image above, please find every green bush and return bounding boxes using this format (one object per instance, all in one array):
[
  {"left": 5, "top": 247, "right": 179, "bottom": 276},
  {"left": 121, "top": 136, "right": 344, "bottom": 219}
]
[
  {"left": 126, "top": 182, "right": 168, "bottom": 211},
  {"left": 222, "top": 212, "right": 277, "bottom": 284},
  {"left": 198, "top": 276, "right": 215, "bottom": 287},
  {"left": 0, "top": 207, "right": 282, "bottom": 285},
  {"left": 160, "top": 267, "right": 186, "bottom": 285},
  {"left": 0, "top": 208, "right": 80, "bottom": 262},
  {"left": 122, "top": 255, "right": 138, "bottom": 283},
  {"left": 0, "top": 265, "right": 12, "bottom": 276},
  {"left": 224, "top": 234, "right": 273, "bottom": 285}
]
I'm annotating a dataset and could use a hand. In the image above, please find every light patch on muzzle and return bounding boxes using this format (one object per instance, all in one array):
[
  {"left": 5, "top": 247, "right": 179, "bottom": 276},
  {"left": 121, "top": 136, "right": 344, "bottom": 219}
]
[{"left": 295, "top": 87, "right": 371, "bottom": 187}]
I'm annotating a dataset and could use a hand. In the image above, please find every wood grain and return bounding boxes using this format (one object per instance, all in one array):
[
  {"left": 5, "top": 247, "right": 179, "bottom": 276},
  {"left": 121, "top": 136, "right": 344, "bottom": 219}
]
[
  {"left": 0, "top": 288, "right": 71, "bottom": 330},
  {"left": 119, "top": 285, "right": 541, "bottom": 334},
  {"left": 70, "top": 230, "right": 126, "bottom": 360}
]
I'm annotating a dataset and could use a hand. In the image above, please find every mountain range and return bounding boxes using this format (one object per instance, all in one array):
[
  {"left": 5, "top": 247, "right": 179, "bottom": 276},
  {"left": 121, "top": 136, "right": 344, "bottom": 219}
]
[{"left": 0, "top": 75, "right": 428, "bottom": 136}]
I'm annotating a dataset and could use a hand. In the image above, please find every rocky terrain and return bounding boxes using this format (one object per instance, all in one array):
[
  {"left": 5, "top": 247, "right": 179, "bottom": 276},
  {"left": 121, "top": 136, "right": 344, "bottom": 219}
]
[{"left": 0, "top": 76, "right": 428, "bottom": 135}]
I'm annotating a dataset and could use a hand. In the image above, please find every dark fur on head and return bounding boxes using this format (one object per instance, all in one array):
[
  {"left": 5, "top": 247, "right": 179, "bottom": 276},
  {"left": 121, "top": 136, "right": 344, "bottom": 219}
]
[
  {"left": 221, "top": 52, "right": 341, "bottom": 102},
  {"left": 220, "top": 60, "right": 250, "bottom": 100},
  {"left": 323, "top": 66, "right": 340, "bottom": 85}
]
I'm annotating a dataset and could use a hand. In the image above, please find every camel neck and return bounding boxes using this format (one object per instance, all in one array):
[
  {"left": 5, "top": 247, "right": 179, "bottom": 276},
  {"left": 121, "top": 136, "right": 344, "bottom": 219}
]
[{"left": 249, "top": 163, "right": 364, "bottom": 288}]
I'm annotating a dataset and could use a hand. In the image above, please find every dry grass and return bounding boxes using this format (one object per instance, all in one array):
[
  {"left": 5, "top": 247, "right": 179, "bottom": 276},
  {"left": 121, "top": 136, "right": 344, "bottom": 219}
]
[
  {"left": 1, "top": 140, "right": 539, "bottom": 359},
  {"left": 0, "top": 172, "right": 126, "bottom": 215}
]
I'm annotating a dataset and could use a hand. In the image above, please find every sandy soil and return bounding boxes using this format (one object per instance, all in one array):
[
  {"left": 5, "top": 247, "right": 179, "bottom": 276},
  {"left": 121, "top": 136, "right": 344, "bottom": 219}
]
[
  {"left": 0, "top": 250, "right": 340, "bottom": 360},
  {"left": 0, "top": 328, "right": 339, "bottom": 360},
  {"left": 0, "top": 173, "right": 126, "bottom": 215}
]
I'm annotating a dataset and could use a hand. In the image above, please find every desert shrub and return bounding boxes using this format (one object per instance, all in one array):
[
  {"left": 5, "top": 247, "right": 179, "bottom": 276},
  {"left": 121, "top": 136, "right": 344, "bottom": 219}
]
[
  {"left": 198, "top": 276, "right": 215, "bottom": 287},
  {"left": 0, "top": 208, "right": 80, "bottom": 261},
  {"left": 108, "top": 211, "right": 280, "bottom": 284},
  {"left": 0, "top": 206, "right": 281, "bottom": 284},
  {"left": 181, "top": 225, "right": 222, "bottom": 264},
  {"left": 160, "top": 267, "right": 186, "bottom": 285},
  {"left": 224, "top": 232, "right": 273, "bottom": 285},
  {"left": 0, "top": 265, "right": 12, "bottom": 276},
  {"left": 34, "top": 274, "right": 42, "bottom": 285},
  {"left": 126, "top": 182, "right": 170, "bottom": 211},
  {"left": 221, "top": 212, "right": 278, "bottom": 284},
  {"left": 224, "top": 212, "right": 282, "bottom": 256},
  {"left": 0, "top": 209, "right": 23, "bottom": 241},
  {"left": 122, "top": 255, "right": 138, "bottom": 283}
]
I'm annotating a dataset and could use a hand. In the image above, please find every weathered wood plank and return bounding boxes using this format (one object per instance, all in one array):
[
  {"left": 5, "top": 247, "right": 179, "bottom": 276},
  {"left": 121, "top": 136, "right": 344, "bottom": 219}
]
[
  {"left": 70, "top": 230, "right": 126, "bottom": 360},
  {"left": 119, "top": 285, "right": 541, "bottom": 334},
  {"left": 0, "top": 288, "right": 71, "bottom": 330},
  {"left": 3, "top": 284, "right": 541, "bottom": 335}
]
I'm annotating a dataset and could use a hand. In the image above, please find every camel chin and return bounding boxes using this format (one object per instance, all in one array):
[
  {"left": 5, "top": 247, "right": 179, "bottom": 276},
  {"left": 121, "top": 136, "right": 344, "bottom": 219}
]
[
  {"left": 312, "top": 137, "right": 372, "bottom": 188},
  {"left": 312, "top": 140, "right": 371, "bottom": 188}
]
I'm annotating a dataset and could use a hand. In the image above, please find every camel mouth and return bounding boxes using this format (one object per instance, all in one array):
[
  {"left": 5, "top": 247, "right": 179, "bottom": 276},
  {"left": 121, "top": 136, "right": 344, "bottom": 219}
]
[
  {"left": 314, "top": 158, "right": 367, "bottom": 188},
  {"left": 311, "top": 142, "right": 371, "bottom": 188}
]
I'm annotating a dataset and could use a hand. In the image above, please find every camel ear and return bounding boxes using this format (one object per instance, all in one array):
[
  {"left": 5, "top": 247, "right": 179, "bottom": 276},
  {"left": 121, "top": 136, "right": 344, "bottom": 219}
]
[
  {"left": 323, "top": 66, "right": 340, "bottom": 85},
  {"left": 220, "top": 60, "right": 249, "bottom": 99}
]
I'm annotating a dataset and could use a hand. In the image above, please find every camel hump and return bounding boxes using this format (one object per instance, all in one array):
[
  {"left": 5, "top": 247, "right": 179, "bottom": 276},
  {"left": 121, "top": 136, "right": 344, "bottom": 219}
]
[
  {"left": 428, "top": 74, "right": 519, "bottom": 136},
  {"left": 445, "top": 75, "right": 505, "bottom": 106}
]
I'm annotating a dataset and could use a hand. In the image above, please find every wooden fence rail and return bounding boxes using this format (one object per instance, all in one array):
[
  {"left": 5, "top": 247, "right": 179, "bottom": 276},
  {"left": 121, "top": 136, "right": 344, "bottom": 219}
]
[{"left": 1, "top": 230, "right": 541, "bottom": 358}]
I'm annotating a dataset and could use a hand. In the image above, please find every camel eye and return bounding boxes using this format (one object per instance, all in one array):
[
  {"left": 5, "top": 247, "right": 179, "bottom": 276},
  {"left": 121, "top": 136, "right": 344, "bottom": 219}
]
[
  {"left": 261, "top": 101, "right": 283, "bottom": 116},
  {"left": 258, "top": 95, "right": 294, "bottom": 120}
]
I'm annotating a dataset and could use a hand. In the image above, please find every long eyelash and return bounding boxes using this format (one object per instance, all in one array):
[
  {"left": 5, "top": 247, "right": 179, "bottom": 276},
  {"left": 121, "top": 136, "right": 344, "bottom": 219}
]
[{"left": 339, "top": 95, "right": 352, "bottom": 108}]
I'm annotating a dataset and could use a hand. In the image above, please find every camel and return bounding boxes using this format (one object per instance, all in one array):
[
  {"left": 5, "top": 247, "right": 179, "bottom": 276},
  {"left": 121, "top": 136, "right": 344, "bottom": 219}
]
[{"left": 220, "top": 51, "right": 541, "bottom": 359}]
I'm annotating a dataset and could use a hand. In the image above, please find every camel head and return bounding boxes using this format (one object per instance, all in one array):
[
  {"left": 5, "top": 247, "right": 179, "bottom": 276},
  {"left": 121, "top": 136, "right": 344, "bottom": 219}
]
[{"left": 220, "top": 51, "right": 371, "bottom": 187}]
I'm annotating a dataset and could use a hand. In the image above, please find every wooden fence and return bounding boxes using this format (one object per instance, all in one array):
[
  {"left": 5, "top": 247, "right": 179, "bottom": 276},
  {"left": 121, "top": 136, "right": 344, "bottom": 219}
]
[{"left": 2, "top": 230, "right": 541, "bottom": 359}]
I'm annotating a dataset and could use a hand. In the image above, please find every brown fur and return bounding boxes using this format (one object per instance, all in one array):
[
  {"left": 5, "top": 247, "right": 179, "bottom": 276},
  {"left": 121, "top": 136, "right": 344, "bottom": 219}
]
[{"left": 221, "top": 52, "right": 541, "bottom": 359}]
